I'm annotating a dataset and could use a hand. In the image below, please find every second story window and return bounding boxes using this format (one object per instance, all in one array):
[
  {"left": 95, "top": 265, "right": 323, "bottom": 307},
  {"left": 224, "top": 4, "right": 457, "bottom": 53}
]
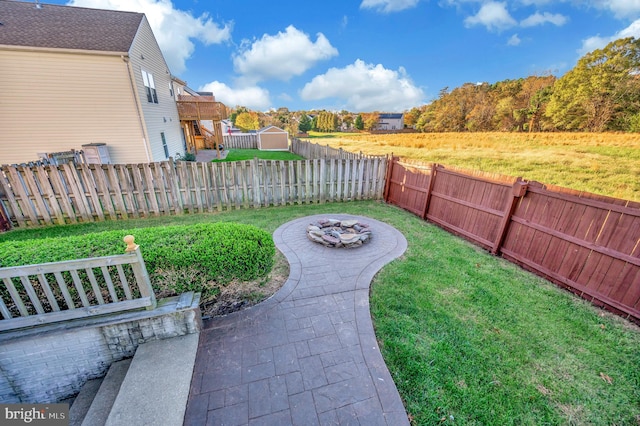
[
  {"left": 161, "top": 132, "right": 169, "bottom": 158},
  {"left": 141, "top": 69, "right": 158, "bottom": 103}
]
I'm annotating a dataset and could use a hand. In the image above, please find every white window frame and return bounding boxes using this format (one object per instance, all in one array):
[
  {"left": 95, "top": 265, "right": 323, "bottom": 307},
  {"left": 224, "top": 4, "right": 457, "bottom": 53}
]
[
  {"left": 161, "top": 132, "right": 169, "bottom": 158},
  {"left": 141, "top": 69, "right": 158, "bottom": 104}
]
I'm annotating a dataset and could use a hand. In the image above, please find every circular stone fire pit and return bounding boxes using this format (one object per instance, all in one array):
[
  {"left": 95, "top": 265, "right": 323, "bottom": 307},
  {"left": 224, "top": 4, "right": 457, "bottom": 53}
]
[{"left": 306, "top": 218, "right": 372, "bottom": 248}]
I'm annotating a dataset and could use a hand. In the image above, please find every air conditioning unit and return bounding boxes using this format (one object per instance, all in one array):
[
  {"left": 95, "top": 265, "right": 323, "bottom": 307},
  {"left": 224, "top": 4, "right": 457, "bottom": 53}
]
[{"left": 82, "top": 143, "right": 111, "bottom": 164}]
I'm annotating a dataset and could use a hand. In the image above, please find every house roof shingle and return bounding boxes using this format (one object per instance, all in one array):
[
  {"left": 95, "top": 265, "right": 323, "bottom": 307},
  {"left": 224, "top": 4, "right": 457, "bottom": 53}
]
[
  {"left": 258, "top": 125, "right": 286, "bottom": 133},
  {"left": 0, "top": 0, "right": 143, "bottom": 52},
  {"left": 379, "top": 113, "right": 403, "bottom": 119}
]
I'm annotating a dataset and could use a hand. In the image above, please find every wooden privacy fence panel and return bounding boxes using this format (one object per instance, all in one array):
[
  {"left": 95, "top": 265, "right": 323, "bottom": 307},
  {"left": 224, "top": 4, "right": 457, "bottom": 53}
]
[
  {"left": 501, "top": 183, "right": 640, "bottom": 320},
  {"left": 0, "top": 236, "right": 155, "bottom": 332},
  {"left": 223, "top": 134, "right": 258, "bottom": 149},
  {"left": 384, "top": 157, "right": 640, "bottom": 323},
  {"left": 383, "top": 159, "right": 432, "bottom": 217},
  {"left": 0, "top": 158, "right": 387, "bottom": 227},
  {"left": 427, "top": 166, "right": 518, "bottom": 251}
]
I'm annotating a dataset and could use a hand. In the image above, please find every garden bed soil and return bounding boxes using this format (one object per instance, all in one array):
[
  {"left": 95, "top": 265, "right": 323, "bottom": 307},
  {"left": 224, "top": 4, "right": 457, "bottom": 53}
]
[{"left": 199, "top": 250, "right": 289, "bottom": 318}]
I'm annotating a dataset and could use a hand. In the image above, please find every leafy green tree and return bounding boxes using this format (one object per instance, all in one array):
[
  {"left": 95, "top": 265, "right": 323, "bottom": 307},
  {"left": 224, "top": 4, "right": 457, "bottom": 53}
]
[
  {"left": 526, "top": 83, "right": 555, "bottom": 131},
  {"left": 340, "top": 111, "right": 354, "bottom": 130},
  {"left": 315, "top": 111, "right": 338, "bottom": 132},
  {"left": 235, "top": 112, "right": 260, "bottom": 131},
  {"left": 298, "top": 114, "right": 312, "bottom": 133},
  {"left": 403, "top": 107, "right": 422, "bottom": 128},
  {"left": 415, "top": 108, "right": 435, "bottom": 131},
  {"left": 355, "top": 114, "right": 364, "bottom": 130},
  {"left": 276, "top": 107, "right": 290, "bottom": 127},
  {"left": 546, "top": 37, "right": 640, "bottom": 131},
  {"left": 317, "top": 111, "right": 328, "bottom": 132},
  {"left": 230, "top": 106, "right": 249, "bottom": 125},
  {"left": 363, "top": 113, "right": 379, "bottom": 131},
  {"left": 629, "top": 112, "right": 640, "bottom": 132},
  {"left": 465, "top": 83, "right": 495, "bottom": 131}
]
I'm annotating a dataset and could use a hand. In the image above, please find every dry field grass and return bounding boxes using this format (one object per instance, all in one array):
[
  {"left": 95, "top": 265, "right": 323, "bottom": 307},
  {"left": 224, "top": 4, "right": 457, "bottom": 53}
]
[{"left": 308, "top": 132, "right": 640, "bottom": 202}]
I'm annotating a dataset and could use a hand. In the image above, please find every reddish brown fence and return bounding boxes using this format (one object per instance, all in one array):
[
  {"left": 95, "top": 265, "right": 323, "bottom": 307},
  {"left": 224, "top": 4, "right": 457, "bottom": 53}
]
[{"left": 384, "top": 157, "right": 640, "bottom": 323}]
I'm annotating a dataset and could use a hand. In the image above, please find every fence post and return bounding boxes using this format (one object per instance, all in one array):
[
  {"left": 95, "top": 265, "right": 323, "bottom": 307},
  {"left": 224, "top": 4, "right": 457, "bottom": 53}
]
[
  {"left": 382, "top": 155, "right": 394, "bottom": 201},
  {"left": 421, "top": 163, "right": 438, "bottom": 220},
  {"left": 124, "top": 235, "right": 157, "bottom": 310},
  {"left": 492, "top": 178, "right": 527, "bottom": 255}
]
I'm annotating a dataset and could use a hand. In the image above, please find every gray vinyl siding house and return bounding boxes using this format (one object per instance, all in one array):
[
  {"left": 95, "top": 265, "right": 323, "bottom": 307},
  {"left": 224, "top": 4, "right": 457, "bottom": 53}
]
[
  {"left": 0, "top": 1, "right": 184, "bottom": 164},
  {"left": 378, "top": 113, "right": 404, "bottom": 131}
]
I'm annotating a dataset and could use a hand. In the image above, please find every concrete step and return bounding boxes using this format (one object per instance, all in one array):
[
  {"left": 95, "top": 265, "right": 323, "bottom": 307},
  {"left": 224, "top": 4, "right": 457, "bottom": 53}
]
[
  {"left": 105, "top": 333, "right": 200, "bottom": 426},
  {"left": 80, "top": 359, "right": 132, "bottom": 426},
  {"left": 69, "top": 378, "right": 103, "bottom": 426}
]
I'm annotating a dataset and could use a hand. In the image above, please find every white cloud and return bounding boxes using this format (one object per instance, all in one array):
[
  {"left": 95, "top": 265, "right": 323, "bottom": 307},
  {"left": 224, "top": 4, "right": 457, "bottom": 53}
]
[
  {"left": 300, "top": 59, "right": 424, "bottom": 112},
  {"left": 579, "top": 34, "right": 610, "bottom": 56},
  {"left": 67, "top": 0, "right": 232, "bottom": 75},
  {"left": 464, "top": 2, "right": 517, "bottom": 31},
  {"left": 360, "top": 0, "right": 420, "bottom": 13},
  {"left": 508, "top": 34, "right": 522, "bottom": 46},
  {"left": 520, "top": 12, "right": 568, "bottom": 27},
  {"left": 594, "top": 0, "right": 640, "bottom": 19},
  {"left": 232, "top": 25, "right": 338, "bottom": 84},
  {"left": 579, "top": 19, "right": 640, "bottom": 55},
  {"left": 198, "top": 81, "right": 271, "bottom": 110},
  {"left": 449, "top": 0, "right": 640, "bottom": 20},
  {"left": 518, "top": 0, "right": 554, "bottom": 5}
]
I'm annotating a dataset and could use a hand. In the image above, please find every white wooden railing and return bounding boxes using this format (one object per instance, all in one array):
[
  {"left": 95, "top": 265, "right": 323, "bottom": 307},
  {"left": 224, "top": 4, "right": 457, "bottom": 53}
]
[{"left": 0, "top": 235, "right": 155, "bottom": 332}]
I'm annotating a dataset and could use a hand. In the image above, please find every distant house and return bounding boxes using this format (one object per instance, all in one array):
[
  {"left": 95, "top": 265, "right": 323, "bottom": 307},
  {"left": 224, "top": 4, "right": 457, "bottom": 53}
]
[
  {"left": 258, "top": 126, "right": 289, "bottom": 151},
  {"left": 378, "top": 113, "right": 404, "bottom": 131},
  {"left": 220, "top": 119, "right": 241, "bottom": 135},
  {"left": 0, "top": 1, "right": 185, "bottom": 164},
  {"left": 170, "top": 75, "right": 194, "bottom": 101}
]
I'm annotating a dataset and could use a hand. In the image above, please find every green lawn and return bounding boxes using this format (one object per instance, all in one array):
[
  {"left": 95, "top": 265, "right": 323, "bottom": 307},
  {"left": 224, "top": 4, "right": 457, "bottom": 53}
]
[
  {"left": 213, "top": 149, "right": 304, "bottom": 162},
  {"left": 1, "top": 201, "right": 638, "bottom": 425}
]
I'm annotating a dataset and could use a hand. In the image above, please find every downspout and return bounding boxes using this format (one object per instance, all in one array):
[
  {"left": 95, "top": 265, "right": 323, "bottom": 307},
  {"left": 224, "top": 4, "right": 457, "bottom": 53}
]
[{"left": 122, "top": 55, "right": 152, "bottom": 162}]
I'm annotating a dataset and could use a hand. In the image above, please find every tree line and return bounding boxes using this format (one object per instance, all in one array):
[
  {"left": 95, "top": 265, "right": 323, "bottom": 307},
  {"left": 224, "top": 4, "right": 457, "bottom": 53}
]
[
  {"left": 228, "top": 37, "right": 640, "bottom": 134},
  {"left": 407, "top": 37, "right": 640, "bottom": 132},
  {"left": 229, "top": 107, "right": 370, "bottom": 134}
]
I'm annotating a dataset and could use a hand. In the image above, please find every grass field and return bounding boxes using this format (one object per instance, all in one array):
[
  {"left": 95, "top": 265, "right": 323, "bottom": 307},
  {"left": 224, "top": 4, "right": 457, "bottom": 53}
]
[
  {"left": 305, "top": 132, "right": 640, "bottom": 201},
  {"left": 213, "top": 149, "right": 304, "bottom": 162},
  {"left": 2, "top": 201, "right": 638, "bottom": 425}
]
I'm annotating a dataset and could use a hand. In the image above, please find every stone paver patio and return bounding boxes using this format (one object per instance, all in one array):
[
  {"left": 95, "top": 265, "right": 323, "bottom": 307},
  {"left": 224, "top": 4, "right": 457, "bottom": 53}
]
[{"left": 183, "top": 215, "right": 409, "bottom": 425}]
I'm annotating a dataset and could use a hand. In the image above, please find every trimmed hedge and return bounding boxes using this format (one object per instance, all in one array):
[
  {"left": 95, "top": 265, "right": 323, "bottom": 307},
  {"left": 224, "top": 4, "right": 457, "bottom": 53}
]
[{"left": 0, "top": 222, "right": 275, "bottom": 293}]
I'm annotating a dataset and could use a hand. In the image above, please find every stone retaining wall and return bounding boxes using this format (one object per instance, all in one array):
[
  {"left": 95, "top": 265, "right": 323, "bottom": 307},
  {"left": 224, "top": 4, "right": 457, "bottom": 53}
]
[{"left": 0, "top": 293, "right": 201, "bottom": 403}]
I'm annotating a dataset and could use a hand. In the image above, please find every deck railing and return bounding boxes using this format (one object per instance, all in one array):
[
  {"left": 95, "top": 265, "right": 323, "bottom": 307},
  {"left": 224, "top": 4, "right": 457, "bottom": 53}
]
[{"left": 0, "top": 235, "right": 155, "bottom": 332}]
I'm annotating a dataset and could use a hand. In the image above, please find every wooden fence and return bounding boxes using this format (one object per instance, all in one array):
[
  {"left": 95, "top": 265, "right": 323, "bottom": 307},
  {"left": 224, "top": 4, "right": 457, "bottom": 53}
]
[
  {"left": 0, "top": 203, "right": 10, "bottom": 232},
  {"left": 220, "top": 133, "right": 383, "bottom": 160},
  {"left": 223, "top": 134, "right": 258, "bottom": 149},
  {"left": 291, "top": 138, "right": 382, "bottom": 160},
  {"left": 0, "top": 158, "right": 387, "bottom": 227},
  {"left": 0, "top": 236, "right": 155, "bottom": 332},
  {"left": 384, "top": 157, "right": 640, "bottom": 323}
]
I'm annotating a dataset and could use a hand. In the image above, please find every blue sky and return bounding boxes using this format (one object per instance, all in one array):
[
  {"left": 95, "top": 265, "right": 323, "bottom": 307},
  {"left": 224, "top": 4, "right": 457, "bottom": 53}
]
[{"left": 44, "top": 0, "right": 640, "bottom": 112}]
